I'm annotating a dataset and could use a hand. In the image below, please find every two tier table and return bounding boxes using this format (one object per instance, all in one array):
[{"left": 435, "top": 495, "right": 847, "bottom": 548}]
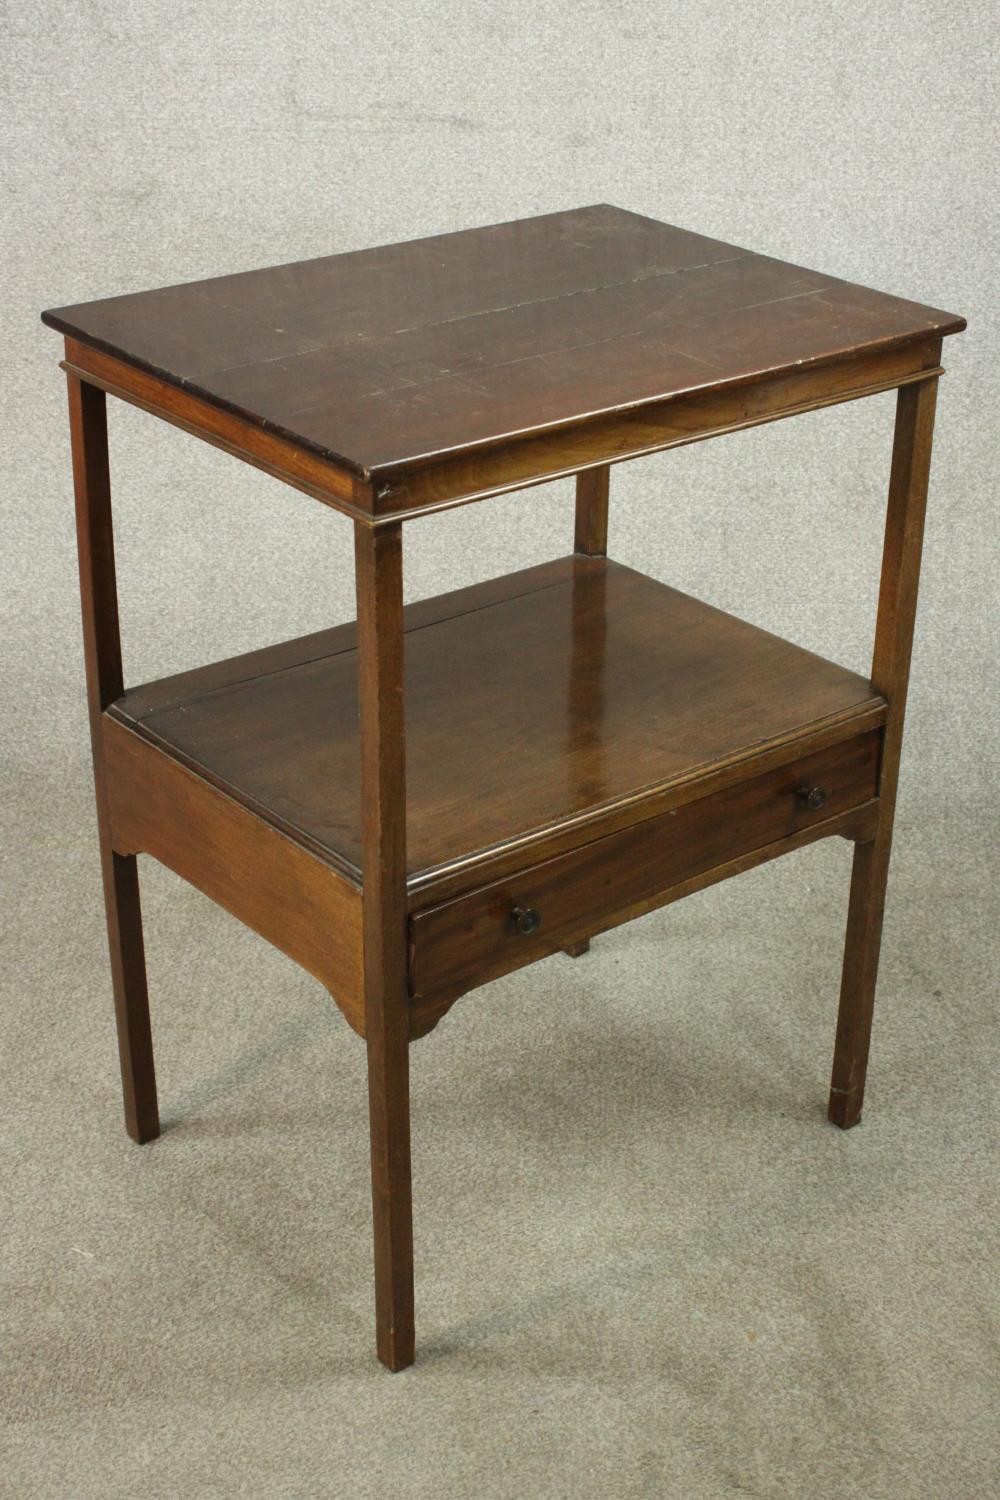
[{"left": 43, "top": 205, "right": 965, "bottom": 1369}]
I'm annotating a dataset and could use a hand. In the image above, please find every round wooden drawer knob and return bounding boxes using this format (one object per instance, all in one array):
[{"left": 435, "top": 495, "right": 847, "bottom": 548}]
[
  {"left": 796, "top": 785, "right": 827, "bottom": 812},
  {"left": 511, "top": 905, "right": 541, "bottom": 935}
]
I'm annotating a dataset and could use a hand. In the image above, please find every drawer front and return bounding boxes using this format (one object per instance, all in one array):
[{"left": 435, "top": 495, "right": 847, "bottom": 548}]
[{"left": 410, "top": 731, "right": 880, "bottom": 1007}]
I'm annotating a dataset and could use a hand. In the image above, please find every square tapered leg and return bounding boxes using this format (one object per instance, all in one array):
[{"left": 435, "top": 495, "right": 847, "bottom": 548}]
[
  {"left": 355, "top": 521, "right": 414, "bottom": 1369},
  {"left": 68, "top": 374, "right": 158, "bottom": 1145},
  {"left": 828, "top": 377, "right": 939, "bottom": 1128}
]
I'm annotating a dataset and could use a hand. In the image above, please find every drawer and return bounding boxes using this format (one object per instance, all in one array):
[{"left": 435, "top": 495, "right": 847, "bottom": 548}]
[{"left": 409, "top": 730, "right": 880, "bottom": 1010}]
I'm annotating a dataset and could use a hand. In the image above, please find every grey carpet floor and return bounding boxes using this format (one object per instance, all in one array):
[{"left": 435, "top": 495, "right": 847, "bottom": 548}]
[{"left": 3, "top": 3, "right": 999, "bottom": 1493}]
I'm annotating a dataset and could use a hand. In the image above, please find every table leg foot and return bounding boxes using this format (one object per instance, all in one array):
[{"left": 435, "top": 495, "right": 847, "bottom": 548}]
[
  {"left": 103, "top": 848, "right": 159, "bottom": 1144},
  {"left": 367, "top": 1036, "right": 415, "bottom": 1372},
  {"left": 827, "top": 1084, "right": 864, "bottom": 1130},
  {"left": 827, "top": 838, "right": 889, "bottom": 1131}
]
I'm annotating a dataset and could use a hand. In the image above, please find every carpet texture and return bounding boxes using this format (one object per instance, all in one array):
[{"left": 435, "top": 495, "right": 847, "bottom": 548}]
[{"left": 2, "top": 4, "right": 997, "bottom": 1496}]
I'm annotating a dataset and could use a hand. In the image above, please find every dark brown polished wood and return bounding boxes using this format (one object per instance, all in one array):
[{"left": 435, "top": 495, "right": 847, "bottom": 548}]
[
  {"left": 67, "top": 376, "right": 159, "bottom": 1145},
  {"left": 354, "top": 522, "right": 414, "bottom": 1372},
  {"left": 46, "top": 205, "right": 962, "bottom": 520},
  {"left": 44, "top": 205, "right": 964, "bottom": 1371},
  {"left": 106, "top": 560, "right": 887, "bottom": 893},
  {"left": 828, "top": 378, "right": 941, "bottom": 1128},
  {"left": 410, "top": 733, "right": 881, "bottom": 1016}
]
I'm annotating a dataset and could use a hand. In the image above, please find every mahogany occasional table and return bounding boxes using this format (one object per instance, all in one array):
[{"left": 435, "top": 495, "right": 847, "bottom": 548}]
[{"left": 42, "top": 206, "right": 965, "bottom": 1370}]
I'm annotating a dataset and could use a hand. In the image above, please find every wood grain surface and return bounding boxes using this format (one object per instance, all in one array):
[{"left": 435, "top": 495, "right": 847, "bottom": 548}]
[
  {"left": 409, "top": 732, "right": 881, "bottom": 1012},
  {"left": 43, "top": 206, "right": 964, "bottom": 486},
  {"left": 103, "top": 716, "right": 365, "bottom": 1033},
  {"left": 108, "top": 559, "right": 887, "bottom": 900}
]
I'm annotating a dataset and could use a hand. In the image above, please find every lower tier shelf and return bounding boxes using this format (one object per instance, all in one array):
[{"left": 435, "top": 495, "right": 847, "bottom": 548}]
[
  {"left": 108, "top": 555, "right": 884, "bottom": 897},
  {"left": 103, "top": 554, "right": 886, "bottom": 1034}
]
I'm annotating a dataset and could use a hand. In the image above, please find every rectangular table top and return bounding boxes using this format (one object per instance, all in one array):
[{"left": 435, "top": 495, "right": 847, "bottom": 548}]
[{"left": 43, "top": 204, "right": 963, "bottom": 481}]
